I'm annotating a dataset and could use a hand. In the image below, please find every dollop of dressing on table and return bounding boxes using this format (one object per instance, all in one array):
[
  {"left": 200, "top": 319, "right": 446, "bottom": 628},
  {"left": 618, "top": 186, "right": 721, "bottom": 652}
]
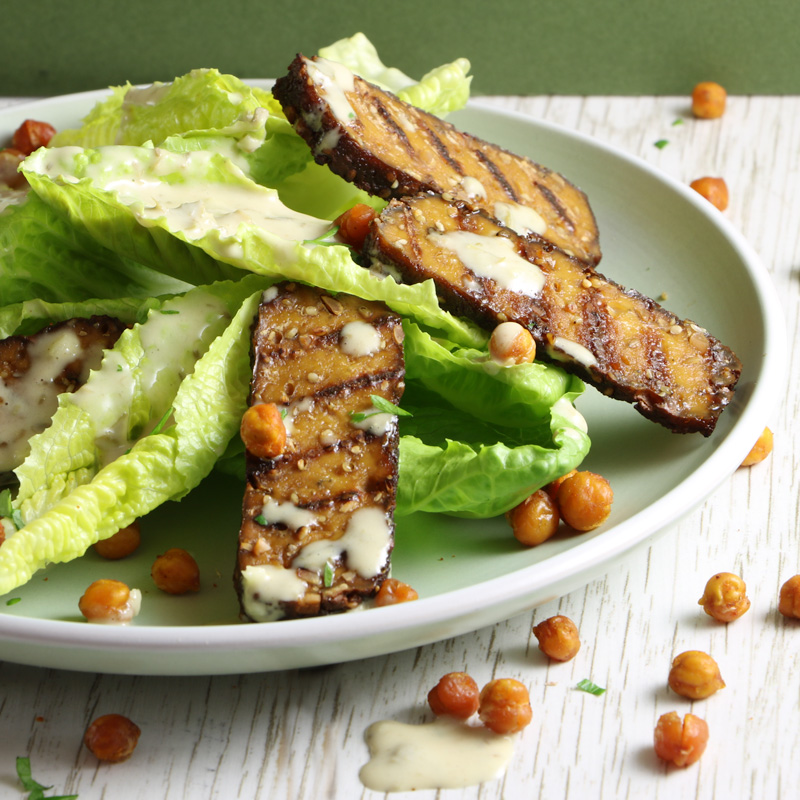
[{"left": 359, "top": 716, "right": 516, "bottom": 792}]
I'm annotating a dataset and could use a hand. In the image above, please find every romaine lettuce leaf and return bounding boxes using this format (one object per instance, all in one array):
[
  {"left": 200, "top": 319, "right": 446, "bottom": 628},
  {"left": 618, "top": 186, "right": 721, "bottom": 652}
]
[
  {"left": 22, "top": 144, "right": 485, "bottom": 347},
  {"left": 0, "top": 192, "right": 191, "bottom": 307},
  {"left": 396, "top": 323, "right": 590, "bottom": 517},
  {"left": 12, "top": 275, "right": 269, "bottom": 525},
  {"left": 0, "top": 287, "right": 262, "bottom": 595},
  {"left": 318, "top": 33, "right": 472, "bottom": 117}
]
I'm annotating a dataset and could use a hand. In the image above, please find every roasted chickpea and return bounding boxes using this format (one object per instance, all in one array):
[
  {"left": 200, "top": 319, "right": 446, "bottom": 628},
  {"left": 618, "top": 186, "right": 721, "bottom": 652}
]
[
  {"left": 79, "top": 579, "right": 141, "bottom": 624},
  {"left": 532, "top": 614, "right": 581, "bottom": 662},
  {"left": 543, "top": 469, "right": 577, "bottom": 500},
  {"left": 698, "top": 571, "right": 750, "bottom": 622},
  {"left": 0, "top": 148, "right": 26, "bottom": 189},
  {"left": 654, "top": 711, "right": 709, "bottom": 767},
  {"left": 489, "top": 321, "right": 536, "bottom": 366},
  {"left": 478, "top": 679, "right": 532, "bottom": 735},
  {"left": 668, "top": 651, "right": 725, "bottom": 699},
  {"left": 690, "top": 177, "right": 729, "bottom": 211},
  {"left": 84, "top": 714, "right": 141, "bottom": 762},
  {"left": 778, "top": 575, "right": 800, "bottom": 619},
  {"left": 427, "top": 672, "right": 480, "bottom": 719},
  {"left": 740, "top": 427, "right": 773, "bottom": 467},
  {"left": 375, "top": 578, "right": 419, "bottom": 606},
  {"left": 556, "top": 471, "right": 613, "bottom": 531},
  {"left": 691, "top": 81, "right": 727, "bottom": 119},
  {"left": 92, "top": 521, "right": 141, "bottom": 560},
  {"left": 240, "top": 402, "right": 286, "bottom": 459},
  {"left": 151, "top": 548, "right": 200, "bottom": 594},
  {"left": 506, "top": 490, "right": 560, "bottom": 547}
]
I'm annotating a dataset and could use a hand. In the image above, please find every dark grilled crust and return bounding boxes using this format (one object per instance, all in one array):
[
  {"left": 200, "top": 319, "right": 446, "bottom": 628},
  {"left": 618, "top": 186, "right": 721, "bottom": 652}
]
[
  {"left": 273, "top": 54, "right": 601, "bottom": 266},
  {"left": 0, "top": 316, "right": 127, "bottom": 389},
  {"left": 235, "top": 283, "right": 405, "bottom": 621},
  {"left": 365, "top": 195, "right": 741, "bottom": 436}
]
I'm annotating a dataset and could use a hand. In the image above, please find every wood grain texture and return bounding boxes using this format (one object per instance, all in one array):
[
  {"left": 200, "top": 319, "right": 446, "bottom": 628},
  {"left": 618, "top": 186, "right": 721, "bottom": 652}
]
[{"left": 1, "top": 94, "right": 798, "bottom": 800}]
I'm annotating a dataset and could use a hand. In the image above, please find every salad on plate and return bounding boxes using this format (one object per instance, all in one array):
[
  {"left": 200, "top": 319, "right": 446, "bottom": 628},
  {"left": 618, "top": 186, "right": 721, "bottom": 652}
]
[{"left": 0, "top": 34, "right": 592, "bottom": 612}]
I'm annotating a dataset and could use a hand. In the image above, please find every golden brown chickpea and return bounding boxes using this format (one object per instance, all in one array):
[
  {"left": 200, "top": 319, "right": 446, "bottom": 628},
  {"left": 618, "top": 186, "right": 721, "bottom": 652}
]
[
  {"left": 740, "top": 427, "right": 773, "bottom": 467},
  {"left": 778, "top": 575, "right": 800, "bottom": 619},
  {"left": 374, "top": 578, "right": 419, "bottom": 606},
  {"left": 691, "top": 81, "right": 727, "bottom": 119},
  {"left": 79, "top": 579, "right": 141, "bottom": 624},
  {"left": 84, "top": 714, "right": 141, "bottom": 762},
  {"left": 543, "top": 469, "right": 577, "bottom": 500},
  {"left": 240, "top": 402, "right": 287, "bottom": 459},
  {"left": 92, "top": 521, "right": 141, "bottom": 560},
  {"left": 428, "top": 672, "right": 480, "bottom": 719},
  {"left": 489, "top": 321, "right": 536, "bottom": 366},
  {"left": 478, "top": 679, "right": 532, "bottom": 734},
  {"left": 698, "top": 572, "right": 751, "bottom": 622},
  {"left": 506, "top": 490, "right": 560, "bottom": 547},
  {"left": 654, "top": 711, "right": 709, "bottom": 767},
  {"left": 557, "top": 471, "right": 613, "bottom": 531},
  {"left": 690, "top": 177, "right": 729, "bottom": 211},
  {"left": 668, "top": 651, "right": 725, "bottom": 699},
  {"left": 532, "top": 614, "right": 581, "bottom": 662},
  {"left": 151, "top": 548, "right": 200, "bottom": 595}
]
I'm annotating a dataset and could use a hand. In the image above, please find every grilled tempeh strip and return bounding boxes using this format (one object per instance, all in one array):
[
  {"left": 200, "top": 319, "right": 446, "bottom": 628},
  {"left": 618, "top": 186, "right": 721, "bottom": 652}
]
[
  {"left": 273, "top": 54, "right": 601, "bottom": 266},
  {"left": 235, "top": 282, "right": 405, "bottom": 621},
  {"left": 364, "top": 194, "right": 741, "bottom": 436},
  {"left": 0, "top": 315, "right": 127, "bottom": 476}
]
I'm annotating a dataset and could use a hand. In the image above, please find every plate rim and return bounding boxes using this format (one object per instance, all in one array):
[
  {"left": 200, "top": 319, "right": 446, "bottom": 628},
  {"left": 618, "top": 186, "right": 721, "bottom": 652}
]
[{"left": 0, "top": 87, "right": 787, "bottom": 673}]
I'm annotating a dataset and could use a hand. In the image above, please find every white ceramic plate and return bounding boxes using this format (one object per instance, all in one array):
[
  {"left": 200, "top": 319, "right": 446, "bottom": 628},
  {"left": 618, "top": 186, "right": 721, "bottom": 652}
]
[{"left": 0, "top": 87, "right": 785, "bottom": 675}]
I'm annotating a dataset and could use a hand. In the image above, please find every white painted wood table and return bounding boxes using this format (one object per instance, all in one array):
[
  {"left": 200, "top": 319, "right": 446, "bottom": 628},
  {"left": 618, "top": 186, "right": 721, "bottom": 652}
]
[{"left": 0, "top": 92, "right": 797, "bottom": 800}]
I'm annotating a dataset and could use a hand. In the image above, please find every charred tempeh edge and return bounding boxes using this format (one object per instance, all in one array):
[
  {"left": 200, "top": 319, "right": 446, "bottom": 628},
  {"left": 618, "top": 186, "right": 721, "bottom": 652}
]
[
  {"left": 364, "top": 194, "right": 741, "bottom": 436},
  {"left": 235, "top": 282, "right": 405, "bottom": 621},
  {"left": 273, "top": 54, "right": 602, "bottom": 266},
  {"left": 0, "top": 316, "right": 127, "bottom": 477}
]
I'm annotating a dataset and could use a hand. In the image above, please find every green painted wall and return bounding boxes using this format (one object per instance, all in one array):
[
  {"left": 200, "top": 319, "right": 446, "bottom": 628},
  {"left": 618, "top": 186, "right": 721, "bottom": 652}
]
[{"left": 6, "top": 0, "right": 799, "bottom": 97}]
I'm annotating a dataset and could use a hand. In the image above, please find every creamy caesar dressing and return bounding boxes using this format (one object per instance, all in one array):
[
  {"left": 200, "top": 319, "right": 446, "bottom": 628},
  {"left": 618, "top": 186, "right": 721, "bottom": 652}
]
[
  {"left": 259, "top": 496, "right": 318, "bottom": 530},
  {"left": 304, "top": 56, "right": 357, "bottom": 126},
  {"left": 359, "top": 717, "right": 516, "bottom": 792},
  {"left": 29, "top": 146, "right": 331, "bottom": 251},
  {"left": 69, "top": 292, "right": 230, "bottom": 462},
  {"left": 493, "top": 201, "right": 547, "bottom": 236},
  {"left": 550, "top": 336, "right": 598, "bottom": 368},
  {"left": 429, "top": 230, "right": 545, "bottom": 296},
  {"left": 460, "top": 176, "right": 487, "bottom": 200},
  {"left": 351, "top": 407, "right": 396, "bottom": 437},
  {"left": 339, "top": 321, "right": 381, "bottom": 357},
  {"left": 87, "top": 588, "right": 142, "bottom": 625},
  {"left": 0, "top": 185, "right": 28, "bottom": 213},
  {"left": 277, "top": 396, "right": 313, "bottom": 436},
  {"left": 552, "top": 395, "right": 589, "bottom": 433},
  {"left": 240, "top": 564, "right": 306, "bottom": 622},
  {"left": 292, "top": 506, "right": 391, "bottom": 578},
  {"left": 0, "top": 326, "right": 90, "bottom": 472}
]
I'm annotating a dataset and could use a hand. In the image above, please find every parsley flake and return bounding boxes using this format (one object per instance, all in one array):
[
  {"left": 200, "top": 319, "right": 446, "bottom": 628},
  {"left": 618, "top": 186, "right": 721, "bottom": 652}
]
[
  {"left": 654, "top": 139, "right": 669, "bottom": 149},
  {"left": 672, "top": 117, "right": 685, "bottom": 126},
  {"left": 303, "top": 226, "right": 340, "bottom": 247},
  {"left": 6, "top": 597, "right": 22, "bottom": 606},
  {"left": 350, "top": 395, "right": 413, "bottom": 424},
  {"left": 323, "top": 561, "right": 335, "bottom": 588},
  {"left": 159, "top": 309, "right": 180, "bottom": 315},
  {"left": 576, "top": 678, "right": 606, "bottom": 696},
  {"left": 16, "top": 757, "right": 78, "bottom": 800}
]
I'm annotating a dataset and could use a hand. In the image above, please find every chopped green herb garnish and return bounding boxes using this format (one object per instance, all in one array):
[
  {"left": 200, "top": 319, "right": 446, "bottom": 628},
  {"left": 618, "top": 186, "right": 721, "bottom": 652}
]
[
  {"left": 16, "top": 757, "right": 78, "bottom": 800},
  {"left": 350, "top": 395, "right": 413, "bottom": 424},
  {"left": 576, "top": 678, "right": 606, "bottom": 696},
  {"left": 323, "top": 561, "right": 335, "bottom": 588},
  {"left": 149, "top": 406, "right": 175, "bottom": 437},
  {"left": 303, "top": 226, "right": 340, "bottom": 246},
  {"left": 6, "top": 597, "right": 22, "bottom": 606},
  {"left": 159, "top": 309, "right": 180, "bottom": 315},
  {"left": 672, "top": 117, "right": 685, "bottom": 126},
  {"left": 116, "top": 364, "right": 123, "bottom": 372},
  {"left": 254, "top": 514, "right": 267, "bottom": 526},
  {"left": 654, "top": 139, "right": 669, "bottom": 149},
  {"left": 279, "top": 407, "right": 289, "bottom": 419}
]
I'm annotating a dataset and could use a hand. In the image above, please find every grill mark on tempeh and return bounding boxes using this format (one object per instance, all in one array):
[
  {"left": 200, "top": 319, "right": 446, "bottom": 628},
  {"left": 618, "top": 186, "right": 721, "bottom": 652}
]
[
  {"left": 474, "top": 149, "right": 519, "bottom": 202},
  {"left": 365, "top": 194, "right": 741, "bottom": 435}
]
